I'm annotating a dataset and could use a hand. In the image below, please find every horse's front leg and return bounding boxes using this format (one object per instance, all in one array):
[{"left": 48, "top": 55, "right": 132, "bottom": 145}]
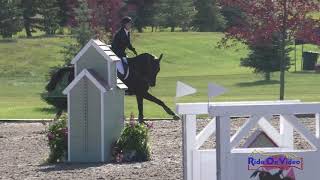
[
  {"left": 142, "top": 92, "right": 180, "bottom": 120},
  {"left": 136, "top": 94, "right": 144, "bottom": 123}
]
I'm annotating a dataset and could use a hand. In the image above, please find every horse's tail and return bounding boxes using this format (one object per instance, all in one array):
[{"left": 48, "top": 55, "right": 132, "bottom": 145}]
[{"left": 46, "top": 66, "right": 74, "bottom": 91}]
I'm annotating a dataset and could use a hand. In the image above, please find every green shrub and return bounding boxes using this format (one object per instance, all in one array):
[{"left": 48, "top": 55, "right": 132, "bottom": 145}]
[
  {"left": 112, "top": 114, "right": 152, "bottom": 163},
  {"left": 240, "top": 35, "right": 291, "bottom": 81},
  {"left": 47, "top": 114, "right": 68, "bottom": 163}
]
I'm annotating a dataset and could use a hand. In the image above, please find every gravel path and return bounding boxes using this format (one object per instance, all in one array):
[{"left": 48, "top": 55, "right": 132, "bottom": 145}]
[
  {"left": 0, "top": 121, "right": 182, "bottom": 180},
  {"left": 0, "top": 117, "right": 315, "bottom": 179}
]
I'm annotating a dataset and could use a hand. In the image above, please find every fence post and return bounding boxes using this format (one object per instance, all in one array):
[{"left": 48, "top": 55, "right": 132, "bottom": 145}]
[
  {"left": 216, "top": 115, "right": 231, "bottom": 180},
  {"left": 280, "top": 115, "right": 294, "bottom": 148},
  {"left": 182, "top": 114, "right": 196, "bottom": 180}
]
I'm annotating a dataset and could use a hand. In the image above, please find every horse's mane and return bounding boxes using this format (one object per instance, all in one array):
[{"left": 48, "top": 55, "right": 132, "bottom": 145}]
[{"left": 128, "top": 53, "right": 155, "bottom": 60}]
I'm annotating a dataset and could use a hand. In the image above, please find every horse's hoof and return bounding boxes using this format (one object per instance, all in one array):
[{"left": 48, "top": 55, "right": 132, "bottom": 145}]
[
  {"left": 139, "top": 120, "right": 148, "bottom": 126},
  {"left": 138, "top": 117, "right": 145, "bottom": 124},
  {"left": 173, "top": 115, "right": 180, "bottom": 120}
]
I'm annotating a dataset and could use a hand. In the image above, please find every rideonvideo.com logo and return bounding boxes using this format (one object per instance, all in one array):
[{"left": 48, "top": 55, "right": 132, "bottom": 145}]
[{"left": 247, "top": 150, "right": 304, "bottom": 170}]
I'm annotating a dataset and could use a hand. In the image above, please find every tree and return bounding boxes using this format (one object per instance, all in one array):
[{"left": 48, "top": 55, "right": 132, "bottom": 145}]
[
  {"left": 66, "top": 0, "right": 123, "bottom": 35},
  {"left": 57, "top": 0, "right": 69, "bottom": 26},
  {"left": 220, "top": 5, "right": 244, "bottom": 29},
  {"left": 38, "top": 0, "right": 60, "bottom": 35},
  {"left": 21, "top": 0, "right": 69, "bottom": 36},
  {"left": 123, "top": 0, "right": 156, "bottom": 32},
  {"left": 88, "top": 0, "right": 122, "bottom": 35},
  {"left": 20, "top": 0, "right": 40, "bottom": 37},
  {"left": 72, "top": 0, "right": 94, "bottom": 48},
  {"left": 159, "top": 0, "right": 196, "bottom": 32},
  {"left": 241, "top": 35, "right": 291, "bottom": 81},
  {"left": 193, "top": 0, "right": 226, "bottom": 32},
  {"left": 0, "top": 0, "right": 22, "bottom": 38},
  {"left": 144, "top": 0, "right": 167, "bottom": 31},
  {"left": 220, "top": 0, "right": 320, "bottom": 100},
  {"left": 179, "top": 0, "right": 197, "bottom": 32}
]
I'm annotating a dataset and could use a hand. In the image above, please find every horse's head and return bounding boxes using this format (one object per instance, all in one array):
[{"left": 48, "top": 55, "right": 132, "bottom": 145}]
[{"left": 145, "top": 53, "right": 163, "bottom": 87}]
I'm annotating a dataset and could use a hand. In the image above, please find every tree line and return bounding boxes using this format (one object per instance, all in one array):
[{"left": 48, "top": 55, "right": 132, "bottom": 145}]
[
  {"left": 0, "top": 0, "right": 68, "bottom": 38},
  {"left": 0, "top": 0, "right": 233, "bottom": 38}
]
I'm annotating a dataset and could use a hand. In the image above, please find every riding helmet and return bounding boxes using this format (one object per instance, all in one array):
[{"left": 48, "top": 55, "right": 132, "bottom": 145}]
[{"left": 121, "top": 16, "right": 133, "bottom": 25}]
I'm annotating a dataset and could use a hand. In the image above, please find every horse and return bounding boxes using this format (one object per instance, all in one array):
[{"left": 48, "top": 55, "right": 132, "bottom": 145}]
[
  {"left": 125, "top": 53, "right": 180, "bottom": 122},
  {"left": 250, "top": 169, "right": 292, "bottom": 180},
  {"left": 45, "top": 53, "right": 179, "bottom": 123}
]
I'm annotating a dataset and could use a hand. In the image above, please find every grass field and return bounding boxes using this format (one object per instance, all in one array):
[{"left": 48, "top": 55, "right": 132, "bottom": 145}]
[{"left": 0, "top": 32, "right": 319, "bottom": 119}]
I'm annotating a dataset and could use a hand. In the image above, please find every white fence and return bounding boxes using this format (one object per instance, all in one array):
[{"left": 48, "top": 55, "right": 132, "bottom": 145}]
[{"left": 176, "top": 101, "right": 320, "bottom": 180}]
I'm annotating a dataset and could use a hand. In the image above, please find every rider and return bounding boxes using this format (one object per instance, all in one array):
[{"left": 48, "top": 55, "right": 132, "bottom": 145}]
[{"left": 111, "top": 16, "right": 138, "bottom": 82}]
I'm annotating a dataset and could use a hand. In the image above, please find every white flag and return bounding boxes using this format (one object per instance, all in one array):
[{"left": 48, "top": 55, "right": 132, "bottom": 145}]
[
  {"left": 176, "top": 81, "right": 197, "bottom": 98},
  {"left": 208, "top": 83, "right": 227, "bottom": 98}
]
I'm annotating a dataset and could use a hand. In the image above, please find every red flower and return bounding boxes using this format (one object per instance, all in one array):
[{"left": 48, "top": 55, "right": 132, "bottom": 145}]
[
  {"left": 129, "top": 112, "right": 136, "bottom": 128},
  {"left": 146, "top": 122, "right": 154, "bottom": 129},
  {"left": 116, "top": 153, "right": 123, "bottom": 163},
  {"left": 47, "top": 132, "right": 55, "bottom": 141},
  {"left": 61, "top": 128, "right": 68, "bottom": 137},
  {"left": 130, "top": 120, "right": 136, "bottom": 128}
]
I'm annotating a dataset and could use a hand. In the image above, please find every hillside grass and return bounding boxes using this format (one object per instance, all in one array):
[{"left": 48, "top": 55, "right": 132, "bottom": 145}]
[{"left": 0, "top": 32, "right": 319, "bottom": 119}]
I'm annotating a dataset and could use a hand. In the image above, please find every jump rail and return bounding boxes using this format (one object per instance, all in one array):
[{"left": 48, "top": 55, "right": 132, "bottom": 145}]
[{"left": 176, "top": 100, "right": 320, "bottom": 180}]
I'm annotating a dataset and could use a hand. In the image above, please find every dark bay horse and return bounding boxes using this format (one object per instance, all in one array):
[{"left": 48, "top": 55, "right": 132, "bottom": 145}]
[
  {"left": 125, "top": 53, "right": 179, "bottom": 122},
  {"left": 46, "top": 53, "right": 179, "bottom": 122}
]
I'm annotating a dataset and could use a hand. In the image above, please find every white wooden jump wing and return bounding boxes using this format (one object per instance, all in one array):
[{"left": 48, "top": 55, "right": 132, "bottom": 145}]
[
  {"left": 177, "top": 101, "right": 320, "bottom": 180},
  {"left": 71, "top": 39, "right": 120, "bottom": 89},
  {"left": 195, "top": 117, "right": 216, "bottom": 149},
  {"left": 257, "top": 117, "right": 282, "bottom": 146},
  {"left": 64, "top": 39, "right": 127, "bottom": 163}
]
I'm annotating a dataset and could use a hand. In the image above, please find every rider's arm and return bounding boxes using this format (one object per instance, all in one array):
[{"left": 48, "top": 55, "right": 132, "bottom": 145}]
[{"left": 127, "top": 34, "right": 137, "bottom": 55}]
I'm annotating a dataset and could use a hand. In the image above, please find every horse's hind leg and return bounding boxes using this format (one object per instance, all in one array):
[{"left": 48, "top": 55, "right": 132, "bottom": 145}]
[
  {"left": 142, "top": 92, "right": 180, "bottom": 120},
  {"left": 136, "top": 95, "right": 144, "bottom": 123},
  {"left": 54, "top": 109, "right": 63, "bottom": 121}
]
